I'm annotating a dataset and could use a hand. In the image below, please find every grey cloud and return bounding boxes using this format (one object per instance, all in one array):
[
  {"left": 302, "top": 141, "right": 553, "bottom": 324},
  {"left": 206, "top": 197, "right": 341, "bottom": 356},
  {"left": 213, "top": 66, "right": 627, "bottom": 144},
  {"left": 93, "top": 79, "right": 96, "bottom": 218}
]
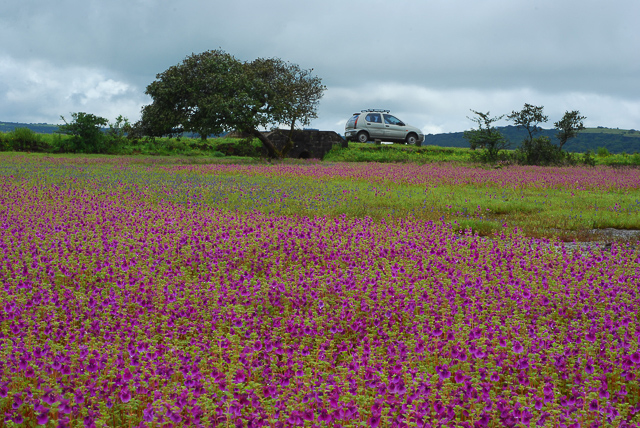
[{"left": 0, "top": 0, "right": 638, "bottom": 132}]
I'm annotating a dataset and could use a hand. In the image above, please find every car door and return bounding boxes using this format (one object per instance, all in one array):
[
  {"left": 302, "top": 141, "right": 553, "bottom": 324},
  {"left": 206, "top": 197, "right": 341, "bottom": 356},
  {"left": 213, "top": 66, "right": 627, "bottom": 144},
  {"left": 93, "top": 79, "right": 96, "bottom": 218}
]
[
  {"left": 363, "top": 113, "right": 385, "bottom": 139},
  {"left": 383, "top": 114, "right": 406, "bottom": 140}
]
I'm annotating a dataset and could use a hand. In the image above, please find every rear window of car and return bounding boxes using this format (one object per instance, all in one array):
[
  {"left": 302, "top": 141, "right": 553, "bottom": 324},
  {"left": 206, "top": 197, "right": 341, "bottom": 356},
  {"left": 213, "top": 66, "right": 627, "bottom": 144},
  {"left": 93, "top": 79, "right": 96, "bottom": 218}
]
[{"left": 346, "top": 115, "right": 359, "bottom": 127}]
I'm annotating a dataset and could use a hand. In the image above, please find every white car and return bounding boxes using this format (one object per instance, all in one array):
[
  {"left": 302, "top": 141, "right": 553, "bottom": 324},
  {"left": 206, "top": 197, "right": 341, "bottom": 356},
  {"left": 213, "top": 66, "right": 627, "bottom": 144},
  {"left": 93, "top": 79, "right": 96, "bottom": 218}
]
[{"left": 344, "top": 109, "right": 424, "bottom": 145}]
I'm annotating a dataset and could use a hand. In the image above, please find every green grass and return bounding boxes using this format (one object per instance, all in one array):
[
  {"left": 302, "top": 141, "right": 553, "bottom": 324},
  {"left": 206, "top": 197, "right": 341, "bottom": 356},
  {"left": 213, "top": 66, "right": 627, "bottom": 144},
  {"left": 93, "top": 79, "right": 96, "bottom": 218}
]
[
  {"left": 324, "top": 143, "right": 472, "bottom": 163},
  {"left": 342, "top": 183, "right": 640, "bottom": 240},
  {"left": 581, "top": 127, "right": 640, "bottom": 137}
]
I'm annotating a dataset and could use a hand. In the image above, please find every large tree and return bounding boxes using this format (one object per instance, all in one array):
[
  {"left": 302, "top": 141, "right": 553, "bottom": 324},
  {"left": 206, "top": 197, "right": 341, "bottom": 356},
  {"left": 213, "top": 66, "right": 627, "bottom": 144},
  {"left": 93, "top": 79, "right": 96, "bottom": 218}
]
[{"left": 137, "top": 50, "right": 325, "bottom": 158}]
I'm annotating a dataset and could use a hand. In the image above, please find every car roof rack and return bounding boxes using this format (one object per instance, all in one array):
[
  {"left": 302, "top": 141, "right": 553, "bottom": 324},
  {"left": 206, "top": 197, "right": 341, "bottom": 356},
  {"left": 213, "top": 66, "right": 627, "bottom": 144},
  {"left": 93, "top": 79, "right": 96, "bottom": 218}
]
[{"left": 361, "top": 109, "right": 390, "bottom": 113}]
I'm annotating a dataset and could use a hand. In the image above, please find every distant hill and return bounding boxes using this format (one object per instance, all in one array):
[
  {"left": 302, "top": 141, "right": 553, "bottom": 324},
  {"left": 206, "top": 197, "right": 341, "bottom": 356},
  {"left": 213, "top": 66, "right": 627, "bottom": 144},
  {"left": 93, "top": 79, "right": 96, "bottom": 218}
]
[
  {"left": 0, "top": 121, "right": 61, "bottom": 134},
  {"left": 424, "top": 125, "right": 640, "bottom": 154}
]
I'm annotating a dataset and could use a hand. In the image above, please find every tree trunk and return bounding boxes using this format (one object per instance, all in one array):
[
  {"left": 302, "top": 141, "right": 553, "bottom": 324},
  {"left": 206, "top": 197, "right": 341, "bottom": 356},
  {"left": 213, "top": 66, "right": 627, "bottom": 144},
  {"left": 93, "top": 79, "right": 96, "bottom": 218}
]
[
  {"left": 249, "top": 129, "right": 281, "bottom": 159},
  {"left": 281, "top": 118, "right": 297, "bottom": 157}
]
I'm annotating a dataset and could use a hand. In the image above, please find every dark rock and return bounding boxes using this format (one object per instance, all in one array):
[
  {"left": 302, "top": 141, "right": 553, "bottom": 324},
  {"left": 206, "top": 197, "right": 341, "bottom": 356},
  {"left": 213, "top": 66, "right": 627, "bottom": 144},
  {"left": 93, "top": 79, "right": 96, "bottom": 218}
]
[{"left": 263, "top": 129, "right": 347, "bottom": 159}]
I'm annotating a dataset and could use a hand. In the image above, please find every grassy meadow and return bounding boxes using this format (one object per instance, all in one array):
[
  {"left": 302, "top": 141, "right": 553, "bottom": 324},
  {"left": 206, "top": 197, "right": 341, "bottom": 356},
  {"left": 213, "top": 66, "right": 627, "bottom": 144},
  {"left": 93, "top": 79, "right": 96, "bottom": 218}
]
[{"left": 1, "top": 153, "right": 640, "bottom": 427}]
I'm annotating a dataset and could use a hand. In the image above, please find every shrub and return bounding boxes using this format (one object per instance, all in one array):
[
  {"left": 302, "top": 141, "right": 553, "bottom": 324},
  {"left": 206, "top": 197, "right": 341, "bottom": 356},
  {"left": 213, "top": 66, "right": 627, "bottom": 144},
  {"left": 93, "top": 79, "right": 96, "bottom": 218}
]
[
  {"left": 596, "top": 146, "right": 611, "bottom": 157},
  {"left": 57, "top": 112, "right": 109, "bottom": 153},
  {"left": 516, "top": 136, "right": 564, "bottom": 165},
  {"left": 104, "top": 115, "right": 130, "bottom": 154},
  {"left": 582, "top": 150, "right": 596, "bottom": 166},
  {"left": 3, "top": 128, "right": 46, "bottom": 152}
]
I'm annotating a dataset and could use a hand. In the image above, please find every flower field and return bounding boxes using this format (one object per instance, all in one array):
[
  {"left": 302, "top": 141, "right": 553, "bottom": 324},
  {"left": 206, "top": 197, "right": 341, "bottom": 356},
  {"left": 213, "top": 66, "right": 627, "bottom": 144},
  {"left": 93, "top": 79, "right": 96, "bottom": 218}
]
[{"left": 1, "top": 154, "right": 640, "bottom": 427}]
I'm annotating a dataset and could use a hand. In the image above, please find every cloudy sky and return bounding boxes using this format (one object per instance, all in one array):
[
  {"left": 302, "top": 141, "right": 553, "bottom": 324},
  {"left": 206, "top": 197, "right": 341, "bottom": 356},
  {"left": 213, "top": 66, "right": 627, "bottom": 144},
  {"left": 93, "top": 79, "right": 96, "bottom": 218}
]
[{"left": 1, "top": 0, "right": 639, "bottom": 135}]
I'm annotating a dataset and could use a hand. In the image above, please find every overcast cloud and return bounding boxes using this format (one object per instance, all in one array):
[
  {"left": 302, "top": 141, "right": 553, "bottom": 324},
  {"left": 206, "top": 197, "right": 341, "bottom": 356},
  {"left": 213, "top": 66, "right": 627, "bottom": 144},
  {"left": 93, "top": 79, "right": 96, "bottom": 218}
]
[{"left": 1, "top": 0, "right": 639, "bottom": 134}]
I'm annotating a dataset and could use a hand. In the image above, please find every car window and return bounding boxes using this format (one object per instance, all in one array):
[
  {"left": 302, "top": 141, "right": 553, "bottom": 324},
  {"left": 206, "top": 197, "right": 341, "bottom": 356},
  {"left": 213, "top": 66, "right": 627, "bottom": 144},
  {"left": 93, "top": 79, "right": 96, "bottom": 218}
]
[
  {"left": 384, "top": 115, "right": 403, "bottom": 125},
  {"left": 346, "top": 115, "right": 359, "bottom": 127},
  {"left": 365, "top": 113, "right": 381, "bottom": 123}
]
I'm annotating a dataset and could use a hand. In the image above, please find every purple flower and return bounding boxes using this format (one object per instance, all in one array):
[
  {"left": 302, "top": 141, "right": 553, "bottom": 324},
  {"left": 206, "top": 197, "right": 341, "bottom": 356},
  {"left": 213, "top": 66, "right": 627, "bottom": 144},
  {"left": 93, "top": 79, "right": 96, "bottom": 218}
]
[
  {"left": 87, "top": 358, "right": 99, "bottom": 373},
  {"left": 59, "top": 400, "right": 72, "bottom": 414},
  {"left": 302, "top": 409, "right": 314, "bottom": 421},
  {"left": 168, "top": 409, "right": 182, "bottom": 423},
  {"left": 369, "top": 414, "right": 381, "bottom": 427},
  {"left": 438, "top": 367, "right": 451, "bottom": 380},
  {"left": 12, "top": 394, "right": 23, "bottom": 409},
  {"left": 589, "top": 399, "right": 599, "bottom": 411},
  {"left": 36, "top": 410, "right": 49, "bottom": 425},
  {"left": 119, "top": 388, "right": 131, "bottom": 403},
  {"left": 631, "top": 352, "right": 640, "bottom": 364},
  {"left": 512, "top": 341, "right": 524, "bottom": 354},
  {"left": 517, "top": 357, "right": 529, "bottom": 370},
  {"left": 42, "top": 390, "right": 57, "bottom": 405},
  {"left": 599, "top": 388, "right": 609, "bottom": 399},
  {"left": 234, "top": 369, "right": 246, "bottom": 383},
  {"left": 318, "top": 409, "right": 331, "bottom": 422}
]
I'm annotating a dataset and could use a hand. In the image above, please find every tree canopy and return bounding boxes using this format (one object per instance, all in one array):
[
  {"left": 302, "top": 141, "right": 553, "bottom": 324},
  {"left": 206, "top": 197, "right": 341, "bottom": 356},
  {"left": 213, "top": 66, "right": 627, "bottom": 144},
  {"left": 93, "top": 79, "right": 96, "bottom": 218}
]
[{"left": 137, "top": 50, "right": 326, "bottom": 158}]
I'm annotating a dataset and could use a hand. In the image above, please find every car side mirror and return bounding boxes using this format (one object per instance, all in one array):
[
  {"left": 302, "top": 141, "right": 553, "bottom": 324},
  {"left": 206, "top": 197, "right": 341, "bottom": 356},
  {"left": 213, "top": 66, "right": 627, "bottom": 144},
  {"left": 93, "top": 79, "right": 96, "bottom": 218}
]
[{"left": 398, "top": 122, "right": 405, "bottom": 126}]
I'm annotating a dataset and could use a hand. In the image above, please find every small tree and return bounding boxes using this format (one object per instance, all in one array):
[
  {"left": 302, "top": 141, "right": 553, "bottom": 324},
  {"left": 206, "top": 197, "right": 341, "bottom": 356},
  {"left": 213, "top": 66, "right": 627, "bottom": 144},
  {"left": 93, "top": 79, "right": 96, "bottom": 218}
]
[
  {"left": 57, "top": 112, "right": 109, "bottom": 153},
  {"left": 507, "top": 103, "right": 548, "bottom": 143},
  {"left": 554, "top": 110, "right": 586, "bottom": 150},
  {"left": 463, "top": 110, "right": 508, "bottom": 163},
  {"left": 508, "top": 104, "right": 558, "bottom": 165}
]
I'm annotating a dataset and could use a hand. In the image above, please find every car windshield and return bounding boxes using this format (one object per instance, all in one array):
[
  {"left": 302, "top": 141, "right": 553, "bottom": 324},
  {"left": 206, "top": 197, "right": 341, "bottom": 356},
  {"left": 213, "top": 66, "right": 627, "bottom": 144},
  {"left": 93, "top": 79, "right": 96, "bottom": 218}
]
[{"left": 384, "top": 115, "right": 403, "bottom": 125}]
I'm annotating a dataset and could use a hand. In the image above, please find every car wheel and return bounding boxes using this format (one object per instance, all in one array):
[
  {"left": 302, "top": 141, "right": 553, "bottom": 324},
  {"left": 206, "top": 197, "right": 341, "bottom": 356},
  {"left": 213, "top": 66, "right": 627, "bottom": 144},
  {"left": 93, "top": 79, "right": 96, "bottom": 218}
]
[
  {"left": 405, "top": 133, "right": 418, "bottom": 145},
  {"left": 357, "top": 131, "right": 369, "bottom": 143}
]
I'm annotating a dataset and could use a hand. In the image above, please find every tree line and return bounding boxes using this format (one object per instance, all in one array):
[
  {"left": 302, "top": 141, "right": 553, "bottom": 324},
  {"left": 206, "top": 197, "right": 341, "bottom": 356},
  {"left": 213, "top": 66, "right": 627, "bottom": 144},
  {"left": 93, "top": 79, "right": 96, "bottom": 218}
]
[{"left": 463, "top": 105, "right": 593, "bottom": 165}]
